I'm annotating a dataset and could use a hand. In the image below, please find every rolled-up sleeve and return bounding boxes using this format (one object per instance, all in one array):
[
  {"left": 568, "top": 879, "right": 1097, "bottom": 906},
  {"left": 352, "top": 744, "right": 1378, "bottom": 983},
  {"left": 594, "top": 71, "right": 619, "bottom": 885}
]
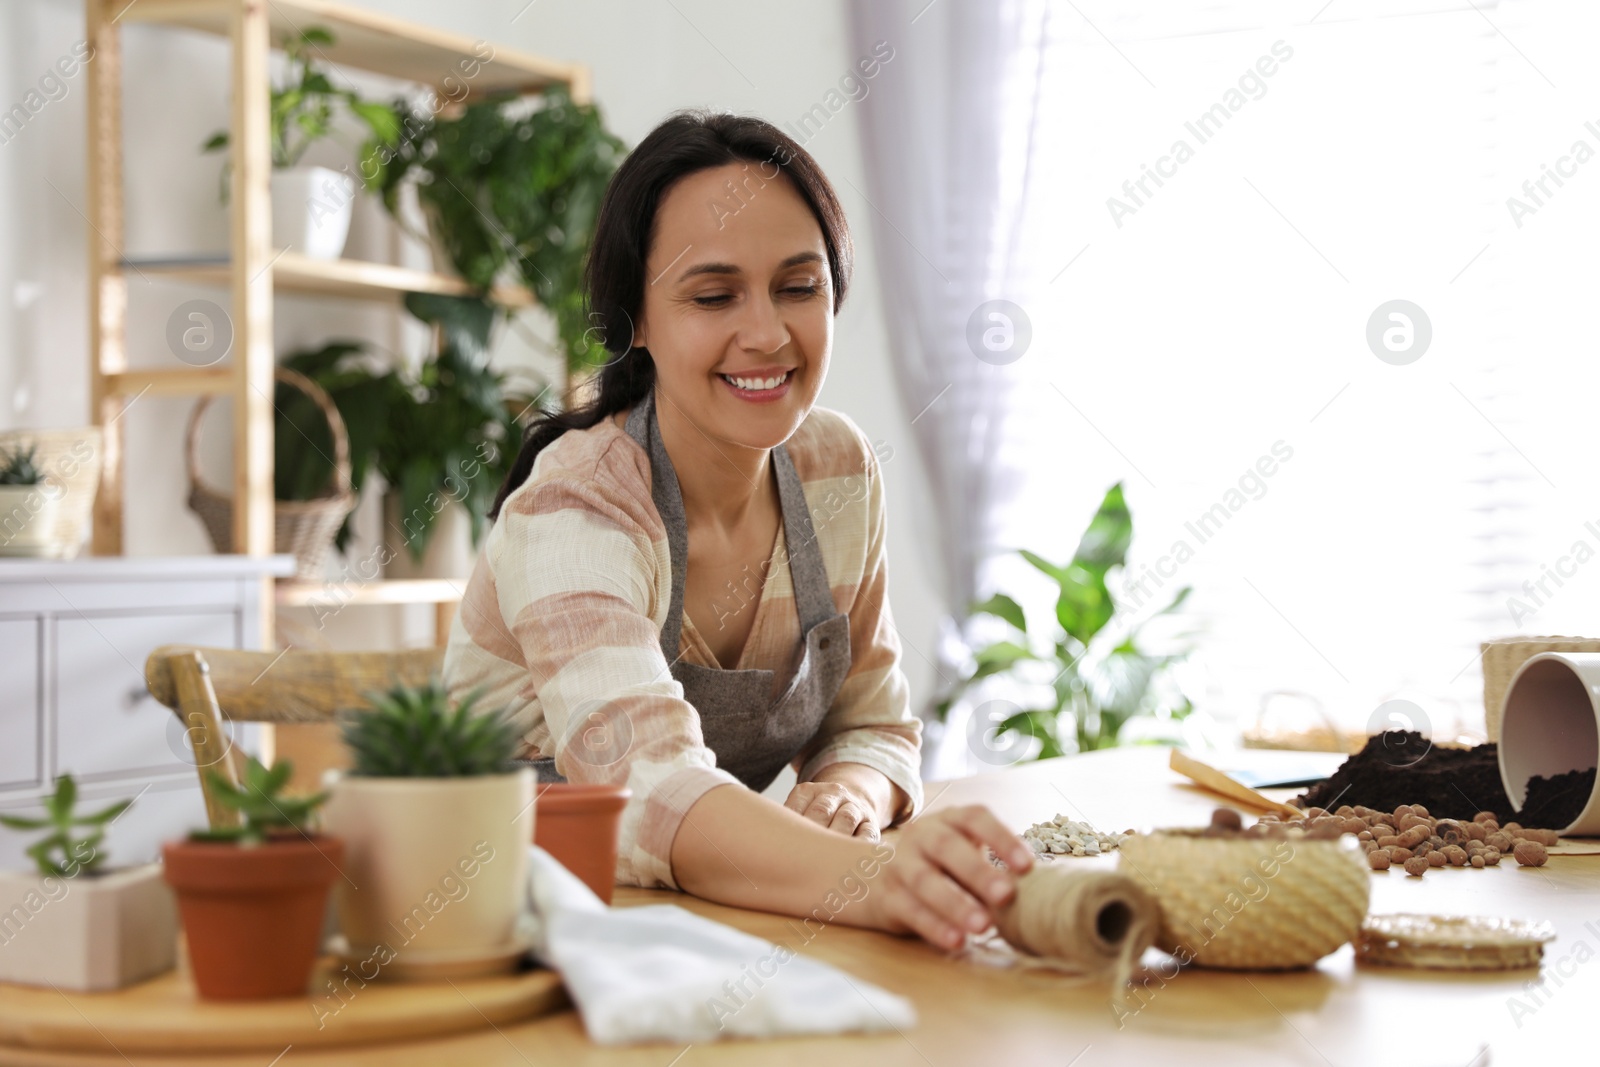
[
  {"left": 793, "top": 435, "right": 924, "bottom": 825},
  {"left": 484, "top": 455, "right": 741, "bottom": 890}
]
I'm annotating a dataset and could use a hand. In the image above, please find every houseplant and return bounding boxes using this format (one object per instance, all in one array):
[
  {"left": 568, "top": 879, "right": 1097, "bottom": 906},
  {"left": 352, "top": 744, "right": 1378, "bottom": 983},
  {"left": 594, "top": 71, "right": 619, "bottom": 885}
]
[
  {"left": 0, "top": 776, "right": 177, "bottom": 991},
  {"left": 937, "top": 483, "right": 1195, "bottom": 760},
  {"left": 162, "top": 756, "right": 342, "bottom": 1000},
  {"left": 273, "top": 295, "right": 547, "bottom": 570},
  {"left": 365, "top": 87, "right": 626, "bottom": 377},
  {"left": 203, "top": 26, "right": 400, "bottom": 259},
  {"left": 323, "top": 680, "right": 532, "bottom": 977},
  {"left": 0, "top": 441, "right": 61, "bottom": 557}
]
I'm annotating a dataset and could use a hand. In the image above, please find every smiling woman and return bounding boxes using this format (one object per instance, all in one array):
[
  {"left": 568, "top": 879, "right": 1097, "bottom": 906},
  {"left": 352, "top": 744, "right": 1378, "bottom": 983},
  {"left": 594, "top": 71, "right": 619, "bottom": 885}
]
[{"left": 442, "top": 110, "right": 1033, "bottom": 952}]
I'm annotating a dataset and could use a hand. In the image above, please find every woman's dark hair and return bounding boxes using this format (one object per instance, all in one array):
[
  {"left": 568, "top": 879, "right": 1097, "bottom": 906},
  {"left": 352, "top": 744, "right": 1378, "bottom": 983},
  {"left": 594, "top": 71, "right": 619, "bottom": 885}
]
[{"left": 488, "top": 109, "right": 854, "bottom": 520}]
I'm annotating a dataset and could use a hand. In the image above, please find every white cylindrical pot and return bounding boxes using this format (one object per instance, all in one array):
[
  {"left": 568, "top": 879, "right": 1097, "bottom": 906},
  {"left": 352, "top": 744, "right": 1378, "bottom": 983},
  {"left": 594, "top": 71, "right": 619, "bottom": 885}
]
[
  {"left": 0, "top": 486, "right": 61, "bottom": 556},
  {"left": 323, "top": 769, "right": 534, "bottom": 961},
  {"left": 382, "top": 492, "right": 479, "bottom": 580},
  {"left": 271, "top": 165, "right": 355, "bottom": 260},
  {"left": 1498, "top": 651, "right": 1600, "bottom": 835}
]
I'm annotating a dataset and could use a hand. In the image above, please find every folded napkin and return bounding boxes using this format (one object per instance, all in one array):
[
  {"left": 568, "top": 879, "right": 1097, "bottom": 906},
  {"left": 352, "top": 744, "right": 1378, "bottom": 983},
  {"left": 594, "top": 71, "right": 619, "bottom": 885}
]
[{"left": 516, "top": 845, "right": 918, "bottom": 1045}]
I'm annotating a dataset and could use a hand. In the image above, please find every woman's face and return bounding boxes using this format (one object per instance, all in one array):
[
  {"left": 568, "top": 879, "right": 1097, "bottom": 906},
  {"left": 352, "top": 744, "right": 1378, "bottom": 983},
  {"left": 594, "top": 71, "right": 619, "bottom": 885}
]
[{"left": 633, "top": 161, "right": 834, "bottom": 452}]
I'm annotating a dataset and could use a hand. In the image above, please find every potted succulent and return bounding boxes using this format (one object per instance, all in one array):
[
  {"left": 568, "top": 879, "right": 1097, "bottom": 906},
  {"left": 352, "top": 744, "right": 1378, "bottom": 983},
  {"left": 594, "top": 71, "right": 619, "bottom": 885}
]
[
  {"left": 0, "top": 776, "right": 177, "bottom": 991},
  {"left": 0, "top": 441, "right": 61, "bottom": 557},
  {"left": 203, "top": 26, "right": 399, "bottom": 259},
  {"left": 323, "top": 680, "right": 532, "bottom": 974},
  {"left": 162, "top": 757, "right": 342, "bottom": 1000}
]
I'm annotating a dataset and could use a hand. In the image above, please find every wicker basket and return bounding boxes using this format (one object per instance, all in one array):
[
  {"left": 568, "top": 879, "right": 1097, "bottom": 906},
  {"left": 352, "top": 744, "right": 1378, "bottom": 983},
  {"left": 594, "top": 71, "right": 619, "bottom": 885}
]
[
  {"left": 1481, "top": 636, "right": 1600, "bottom": 741},
  {"left": 1117, "top": 830, "right": 1370, "bottom": 970},
  {"left": 0, "top": 427, "right": 103, "bottom": 558},
  {"left": 185, "top": 367, "right": 354, "bottom": 580}
]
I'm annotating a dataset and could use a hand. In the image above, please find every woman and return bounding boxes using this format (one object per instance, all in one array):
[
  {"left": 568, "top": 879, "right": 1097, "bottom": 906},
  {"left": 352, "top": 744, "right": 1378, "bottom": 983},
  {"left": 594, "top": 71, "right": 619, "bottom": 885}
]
[{"left": 444, "top": 109, "right": 1033, "bottom": 951}]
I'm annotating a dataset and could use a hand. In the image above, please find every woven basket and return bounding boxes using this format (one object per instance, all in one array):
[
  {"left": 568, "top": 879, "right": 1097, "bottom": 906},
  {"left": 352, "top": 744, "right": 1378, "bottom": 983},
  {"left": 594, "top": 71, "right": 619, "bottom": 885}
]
[
  {"left": 185, "top": 367, "right": 354, "bottom": 580},
  {"left": 1241, "top": 689, "right": 1368, "bottom": 753},
  {"left": 0, "top": 427, "right": 103, "bottom": 558},
  {"left": 1118, "top": 830, "right": 1370, "bottom": 970},
  {"left": 1481, "top": 636, "right": 1600, "bottom": 741}
]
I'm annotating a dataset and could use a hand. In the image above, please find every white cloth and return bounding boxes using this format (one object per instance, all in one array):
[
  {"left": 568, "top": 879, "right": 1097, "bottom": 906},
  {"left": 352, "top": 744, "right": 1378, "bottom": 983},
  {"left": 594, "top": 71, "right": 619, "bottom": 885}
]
[{"left": 517, "top": 845, "right": 918, "bottom": 1045}]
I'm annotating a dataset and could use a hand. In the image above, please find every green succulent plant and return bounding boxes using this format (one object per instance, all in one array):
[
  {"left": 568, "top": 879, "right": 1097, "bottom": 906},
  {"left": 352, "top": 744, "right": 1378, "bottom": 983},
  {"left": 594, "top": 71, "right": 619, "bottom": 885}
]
[
  {"left": 0, "top": 442, "right": 44, "bottom": 486},
  {"left": 0, "top": 775, "right": 130, "bottom": 878},
  {"left": 341, "top": 679, "right": 520, "bottom": 777},
  {"left": 190, "top": 756, "right": 328, "bottom": 846}
]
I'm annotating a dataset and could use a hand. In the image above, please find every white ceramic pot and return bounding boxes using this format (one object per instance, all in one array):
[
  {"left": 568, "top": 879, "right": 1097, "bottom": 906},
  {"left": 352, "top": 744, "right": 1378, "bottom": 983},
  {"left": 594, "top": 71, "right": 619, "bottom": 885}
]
[
  {"left": 1497, "top": 651, "right": 1600, "bottom": 835},
  {"left": 0, "top": 864, "right": 177, "bottom": 991},
  {"left": 323, "top": 769, "right": 534, "bottom": 963},
  {"left": 271, "top": 165, "right": 356, "bottom": 260},
  {"left": 0, "top": 486, "right": 61, "bottom": 557},
  {"left": 382, "top": 492, "right": 479, "bottom": 580}
]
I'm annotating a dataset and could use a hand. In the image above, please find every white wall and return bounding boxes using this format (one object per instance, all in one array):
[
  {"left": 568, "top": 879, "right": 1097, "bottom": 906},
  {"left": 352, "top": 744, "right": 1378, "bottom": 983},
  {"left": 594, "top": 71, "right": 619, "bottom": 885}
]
[{"left": 0, "top": 1, "right": 946, "bottom": 725}]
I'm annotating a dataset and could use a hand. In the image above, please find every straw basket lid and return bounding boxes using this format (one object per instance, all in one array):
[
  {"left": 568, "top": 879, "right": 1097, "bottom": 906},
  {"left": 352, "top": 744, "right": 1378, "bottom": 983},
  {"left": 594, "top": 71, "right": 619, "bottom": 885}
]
[
  {"left": 185, "top": 366, "right": 355, "bottom": 580},
  {"left": 1118, "top": 829, "right": 1370, "bottom": 970}
]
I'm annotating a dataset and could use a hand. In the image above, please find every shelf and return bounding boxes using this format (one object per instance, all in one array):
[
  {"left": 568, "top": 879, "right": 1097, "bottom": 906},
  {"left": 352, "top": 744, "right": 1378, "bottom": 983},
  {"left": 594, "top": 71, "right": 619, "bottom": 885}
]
[
  {"left": 120, "top": 0, "right": 588, "bottom": 101},
  {"left": 127, "top": 251, "right": 537, "bottom": 308},
  {"left": 103, "top": 366, "right": 232, "bottom": 397},
  {"left": 275, "top": 577, "right": 466, "bottom": 607}
]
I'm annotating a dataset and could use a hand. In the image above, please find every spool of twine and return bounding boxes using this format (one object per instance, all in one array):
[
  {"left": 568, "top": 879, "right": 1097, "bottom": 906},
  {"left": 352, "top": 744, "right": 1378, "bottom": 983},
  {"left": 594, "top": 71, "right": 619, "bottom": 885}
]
[{"left": 988, "top": 864, "right": 1161, "bottom": 989}]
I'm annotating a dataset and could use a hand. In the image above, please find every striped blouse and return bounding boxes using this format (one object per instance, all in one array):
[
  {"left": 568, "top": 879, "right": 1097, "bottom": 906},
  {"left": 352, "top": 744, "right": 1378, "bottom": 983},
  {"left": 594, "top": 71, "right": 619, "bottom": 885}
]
[{"left": 442, "top": 403, "right": 925, "bottom": 890}]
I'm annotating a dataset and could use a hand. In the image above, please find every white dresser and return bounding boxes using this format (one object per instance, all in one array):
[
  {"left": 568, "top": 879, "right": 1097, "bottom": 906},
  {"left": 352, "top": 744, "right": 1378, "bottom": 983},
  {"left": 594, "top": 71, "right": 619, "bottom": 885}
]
[{"left": 0, "top": 556, "right": 293, "bottom": 871}]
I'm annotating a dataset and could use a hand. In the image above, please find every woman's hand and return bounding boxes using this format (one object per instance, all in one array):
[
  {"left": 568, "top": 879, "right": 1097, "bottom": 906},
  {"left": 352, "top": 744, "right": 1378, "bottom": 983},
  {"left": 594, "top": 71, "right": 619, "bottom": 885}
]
[
  {"left": 784, "top": 778, "right": 882, "bottom": 840},
  {"left": 863, "top": 805, "right": 1034, "bottom": 951}
]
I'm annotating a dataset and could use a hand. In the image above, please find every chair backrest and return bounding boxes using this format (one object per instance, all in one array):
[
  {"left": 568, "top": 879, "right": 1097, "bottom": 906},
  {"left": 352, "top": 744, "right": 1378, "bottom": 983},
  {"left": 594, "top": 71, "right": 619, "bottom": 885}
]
[{"left": 144, "top": 644, "right": 444, "bottom": 828}]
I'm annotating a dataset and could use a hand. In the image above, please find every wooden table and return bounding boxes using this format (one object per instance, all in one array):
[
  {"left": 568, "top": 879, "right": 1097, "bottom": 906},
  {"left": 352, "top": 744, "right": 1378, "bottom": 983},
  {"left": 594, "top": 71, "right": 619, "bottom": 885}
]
[{"left": 3, "top": 746, "right": 1593, "bottom": 1066}]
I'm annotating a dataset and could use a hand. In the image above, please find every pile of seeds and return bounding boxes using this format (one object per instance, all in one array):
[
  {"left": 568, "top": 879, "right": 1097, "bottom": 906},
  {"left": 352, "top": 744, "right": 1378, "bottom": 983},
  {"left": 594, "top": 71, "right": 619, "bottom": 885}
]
[
  {"left": 1259, "top": 803, "right": 1558, "bottom": 877},
  {"left": 1021, "top": 815, "right": 1132, "bottom": 858}
]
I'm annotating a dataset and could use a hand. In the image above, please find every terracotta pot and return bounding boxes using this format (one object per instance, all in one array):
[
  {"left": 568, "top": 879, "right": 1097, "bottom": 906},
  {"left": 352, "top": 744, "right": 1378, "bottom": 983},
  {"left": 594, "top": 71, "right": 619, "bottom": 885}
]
[
  {"left": 162, "top": 836, "right": 344, "bottom": 1000},
  {"left": 532, "top": 784, "right": 631, "bottom": 904}
]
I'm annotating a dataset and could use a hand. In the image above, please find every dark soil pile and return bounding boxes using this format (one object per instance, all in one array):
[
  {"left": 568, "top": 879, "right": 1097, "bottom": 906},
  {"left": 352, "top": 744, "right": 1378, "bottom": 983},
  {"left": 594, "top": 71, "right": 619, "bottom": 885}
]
[{"left": 1294, "top": 730, "right": 1595, "bottom": 828}]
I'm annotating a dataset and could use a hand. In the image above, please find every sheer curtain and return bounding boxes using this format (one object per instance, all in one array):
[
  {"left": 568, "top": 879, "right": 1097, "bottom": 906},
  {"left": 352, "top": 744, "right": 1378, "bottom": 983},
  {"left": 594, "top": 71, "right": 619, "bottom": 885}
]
[
  {"left": 849, "top": 0, "right": 1057, "bottom": 774},
  {"left": 856, "top": 0, "right": 1600, "bottom": 774}
]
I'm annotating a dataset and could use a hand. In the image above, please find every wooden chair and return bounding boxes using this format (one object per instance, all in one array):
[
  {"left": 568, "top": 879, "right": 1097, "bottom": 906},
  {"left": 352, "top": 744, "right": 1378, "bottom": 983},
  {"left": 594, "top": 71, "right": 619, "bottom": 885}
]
[{"left": 144, "top": 644, "right": 442, "bottom": 828}]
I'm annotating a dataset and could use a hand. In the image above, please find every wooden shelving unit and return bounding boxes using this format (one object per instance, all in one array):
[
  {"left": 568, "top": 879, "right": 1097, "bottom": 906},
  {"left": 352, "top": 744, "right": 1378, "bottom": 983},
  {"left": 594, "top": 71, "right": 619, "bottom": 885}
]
[{"left": 85, "top": 0, "right": 588, "bottom": 645}]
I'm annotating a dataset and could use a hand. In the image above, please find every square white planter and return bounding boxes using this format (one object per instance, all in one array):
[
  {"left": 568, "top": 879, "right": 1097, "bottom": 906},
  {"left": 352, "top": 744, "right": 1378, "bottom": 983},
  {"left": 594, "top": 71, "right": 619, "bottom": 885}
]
[{"left": 0, "top": 864, "right": 178, "bottom": 991}]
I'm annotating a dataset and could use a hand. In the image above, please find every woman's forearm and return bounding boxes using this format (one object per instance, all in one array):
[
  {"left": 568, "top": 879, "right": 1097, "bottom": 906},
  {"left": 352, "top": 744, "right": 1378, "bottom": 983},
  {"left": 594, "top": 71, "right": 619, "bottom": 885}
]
[{"left": 669, "top": 783, "right": 885, "bottom": 925}]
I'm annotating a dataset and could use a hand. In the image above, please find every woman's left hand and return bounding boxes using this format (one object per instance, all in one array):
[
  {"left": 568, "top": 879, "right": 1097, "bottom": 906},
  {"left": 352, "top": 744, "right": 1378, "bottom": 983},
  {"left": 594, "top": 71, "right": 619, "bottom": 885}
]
[{"left": 784, "top": 779, "right": 882, "bottom": 840}]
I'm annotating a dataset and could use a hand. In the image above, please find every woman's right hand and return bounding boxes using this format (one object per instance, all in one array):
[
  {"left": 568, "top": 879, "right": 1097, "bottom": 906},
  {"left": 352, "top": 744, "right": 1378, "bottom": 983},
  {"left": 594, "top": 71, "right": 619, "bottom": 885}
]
[{"left": 864, "top": 805, "right": 1035, "bottom": 951}]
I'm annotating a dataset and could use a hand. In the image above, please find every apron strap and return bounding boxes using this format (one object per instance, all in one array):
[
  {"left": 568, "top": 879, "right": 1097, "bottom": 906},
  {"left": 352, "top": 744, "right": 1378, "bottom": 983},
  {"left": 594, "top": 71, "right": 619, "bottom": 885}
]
[{"left": 623, "top": 390, "right": 837, "bottom": 659}]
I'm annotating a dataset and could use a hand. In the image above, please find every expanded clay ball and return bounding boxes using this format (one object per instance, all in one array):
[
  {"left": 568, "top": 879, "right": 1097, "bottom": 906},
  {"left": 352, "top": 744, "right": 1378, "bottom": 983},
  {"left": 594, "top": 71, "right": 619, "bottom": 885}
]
[
  {"left": 1513, "top": 841, "right": 1549, "bottom": 867},
  {"left": 1427, "top": 851, "right": 1447, "bottom": 868},
  {"left": 1210, "top": 807, "right": 1243, "bottom": 832},
  {"left": 1368, "top": 850, "right": 1391, "bottom": 870},
  {"left": 1403, "top": 855, "right": 1430, "bottom": 877}
]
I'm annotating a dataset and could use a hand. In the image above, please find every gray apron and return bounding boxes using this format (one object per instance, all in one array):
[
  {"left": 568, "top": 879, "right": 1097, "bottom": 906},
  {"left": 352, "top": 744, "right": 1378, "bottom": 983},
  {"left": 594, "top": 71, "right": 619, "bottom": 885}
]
[{"left": 522, "top": 389, "right": 853, "bottom": 793}]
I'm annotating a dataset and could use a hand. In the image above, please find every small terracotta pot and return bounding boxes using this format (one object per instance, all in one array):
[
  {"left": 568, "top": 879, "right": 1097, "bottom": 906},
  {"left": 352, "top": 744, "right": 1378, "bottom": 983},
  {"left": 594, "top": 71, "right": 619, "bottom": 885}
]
[
  {"left": 162, "top": 835, "right": 344, "bottom": 1000},
  {"left": 532, "top": 784, "right": 631, "bottom": 904}
]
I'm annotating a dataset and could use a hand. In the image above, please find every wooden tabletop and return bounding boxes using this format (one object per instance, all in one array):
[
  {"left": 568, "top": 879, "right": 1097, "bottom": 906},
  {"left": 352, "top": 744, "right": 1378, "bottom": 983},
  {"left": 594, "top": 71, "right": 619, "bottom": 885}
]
[{"left": 2, "top": 746, "right": 1592, "bottom": 1066}]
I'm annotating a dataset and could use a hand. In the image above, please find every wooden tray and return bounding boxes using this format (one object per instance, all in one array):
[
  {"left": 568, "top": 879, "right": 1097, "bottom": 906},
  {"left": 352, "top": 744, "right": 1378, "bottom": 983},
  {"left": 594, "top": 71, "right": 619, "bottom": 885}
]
[{"left": 0, "top": 959, "right": 566, "bottom": 1055}]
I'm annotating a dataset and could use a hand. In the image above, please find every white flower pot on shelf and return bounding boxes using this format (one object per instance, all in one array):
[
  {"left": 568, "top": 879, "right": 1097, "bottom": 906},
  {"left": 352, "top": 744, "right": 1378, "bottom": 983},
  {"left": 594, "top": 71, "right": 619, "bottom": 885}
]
[
  {"left": 382, "top": 493, "right": 479, "bottom": 580},
  {"left": 0, "top": 864, "right": 178, "bottom": 991},
  {"left": 0, "top": 486, "right": 62, "bottom": 557},
  {"left": 322, "top": 770, "right": 534, "bottom": 974},
  {"left": 271, "top": 165, "right": 356, "bottom": 261}
]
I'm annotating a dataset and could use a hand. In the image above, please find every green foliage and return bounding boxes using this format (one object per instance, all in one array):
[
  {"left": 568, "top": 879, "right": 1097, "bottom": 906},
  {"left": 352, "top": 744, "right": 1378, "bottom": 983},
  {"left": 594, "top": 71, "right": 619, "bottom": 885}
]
[
  {"left": 0, "top": 442, "right": 44, "bottom": 486},
  {"left": 274, "top": 319, "right": 551, "bottom": 558},
  {"left": 189, "top": 756, "right": 328, "bottom": 846},
  {"left": 936, "top": 483, "right": 1194, "bottom": 758},
  {"left": 203, "top": 27, "right": 400, "bottom": 174},
  {"left": 341, "top": 679, "right": 521, "bottom": 778},
  {"left": 364, "top": 87, "right": 627, "bottom": 375},
  {"left": 0, "top": 775, "right": 130, "bottom": 878}
]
